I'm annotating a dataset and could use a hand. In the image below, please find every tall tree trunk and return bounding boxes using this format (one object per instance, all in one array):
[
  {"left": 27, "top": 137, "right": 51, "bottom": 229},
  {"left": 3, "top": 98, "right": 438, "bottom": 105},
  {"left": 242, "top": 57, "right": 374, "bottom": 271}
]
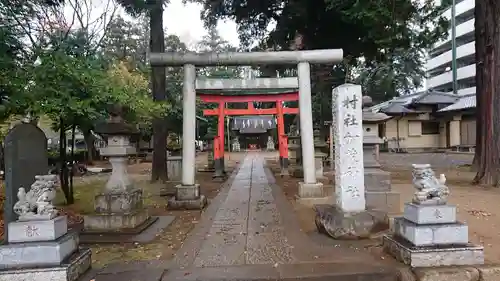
[
  {"left": 69, "top": 124, "right": 76, "bottom": 204},
  {"left": 149, "top": 0, "right": 168, "bottom": 182},
  {"left": 58, "top": 118, "right": 70, "bottom": 203},
  {"left": 472, "top": 0, "right": 500, "bottom": 186}
]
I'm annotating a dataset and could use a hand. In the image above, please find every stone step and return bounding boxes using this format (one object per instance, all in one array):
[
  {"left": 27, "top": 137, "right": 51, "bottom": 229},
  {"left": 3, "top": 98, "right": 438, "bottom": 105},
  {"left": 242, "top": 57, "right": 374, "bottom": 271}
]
[{"left": 162, "top": 263, "right": 399, "bottom": 281}]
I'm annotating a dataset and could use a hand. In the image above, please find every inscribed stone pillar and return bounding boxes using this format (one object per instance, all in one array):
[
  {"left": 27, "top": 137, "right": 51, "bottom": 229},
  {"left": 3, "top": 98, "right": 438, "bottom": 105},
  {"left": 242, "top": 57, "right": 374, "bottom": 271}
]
[
  {"left": 333, "top": 84, "right": 365, "bottom": 212},
  {"left": 313, "top": 84, "right": 388, "bottom": 240}
]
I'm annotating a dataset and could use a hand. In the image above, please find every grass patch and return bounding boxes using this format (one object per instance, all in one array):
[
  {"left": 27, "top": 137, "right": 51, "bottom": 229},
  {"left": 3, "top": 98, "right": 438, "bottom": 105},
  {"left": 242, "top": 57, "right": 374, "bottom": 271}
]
[{"left": 55, "top": 180, "right": 104, "bottom": 215}]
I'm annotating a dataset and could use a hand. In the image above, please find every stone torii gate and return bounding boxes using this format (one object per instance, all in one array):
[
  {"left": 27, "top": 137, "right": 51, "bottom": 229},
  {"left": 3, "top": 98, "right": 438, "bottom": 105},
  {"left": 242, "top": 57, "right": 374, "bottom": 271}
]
[{"left": 150, "top": 49, "right": 343, "bottom": 208}]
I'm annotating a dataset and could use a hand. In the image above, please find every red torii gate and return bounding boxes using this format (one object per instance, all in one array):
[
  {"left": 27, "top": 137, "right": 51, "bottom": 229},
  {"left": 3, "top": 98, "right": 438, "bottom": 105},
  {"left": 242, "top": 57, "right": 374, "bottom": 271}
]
[{"left": 198, "top": 91, "right": 299, "bottom": 176}]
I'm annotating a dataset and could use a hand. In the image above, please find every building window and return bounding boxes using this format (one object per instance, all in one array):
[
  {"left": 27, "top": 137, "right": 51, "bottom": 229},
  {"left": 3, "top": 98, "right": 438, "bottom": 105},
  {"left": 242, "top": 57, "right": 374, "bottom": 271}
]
[{"left": 421, "top": 121, "right": 440, "bottom": 135}]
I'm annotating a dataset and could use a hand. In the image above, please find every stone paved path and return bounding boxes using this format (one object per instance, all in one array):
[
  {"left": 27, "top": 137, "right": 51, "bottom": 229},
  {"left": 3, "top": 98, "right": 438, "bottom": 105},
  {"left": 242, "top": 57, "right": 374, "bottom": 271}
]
[
  {"left": 92, "top": 153, "right": 399, "bottom": 281},
  {"left": 162, "top": 153, "right": 398, "bottom": 280},
  {"left": 193, "top": 154, "right": 293, "bottom": 266}
]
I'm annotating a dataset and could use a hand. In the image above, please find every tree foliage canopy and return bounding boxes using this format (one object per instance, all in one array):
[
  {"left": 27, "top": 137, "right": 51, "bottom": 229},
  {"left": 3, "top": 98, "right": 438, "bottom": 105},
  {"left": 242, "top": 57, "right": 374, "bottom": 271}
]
[{"left": 190, "top": 0, "right": 448, "bottom": 103}]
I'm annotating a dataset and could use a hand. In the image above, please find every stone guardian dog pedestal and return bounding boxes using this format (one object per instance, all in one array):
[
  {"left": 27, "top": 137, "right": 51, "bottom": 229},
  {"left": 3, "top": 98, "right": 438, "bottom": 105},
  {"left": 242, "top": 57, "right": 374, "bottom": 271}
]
[
  {"left": 0, "top": 175, "right": 91, "bottom": 281},
  {"left": 383, "top": 164, "right": 484, "bottom": 267}
]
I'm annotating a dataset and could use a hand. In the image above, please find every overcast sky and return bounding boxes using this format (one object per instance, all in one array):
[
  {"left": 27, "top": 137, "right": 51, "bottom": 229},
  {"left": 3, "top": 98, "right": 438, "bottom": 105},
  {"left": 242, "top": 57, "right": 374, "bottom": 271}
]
[
  {"left": 63, "top": 0, "right": 240, "bottom": 48},
  {"left": 162, "top": 0, "right": 240, "bottom": 47}
]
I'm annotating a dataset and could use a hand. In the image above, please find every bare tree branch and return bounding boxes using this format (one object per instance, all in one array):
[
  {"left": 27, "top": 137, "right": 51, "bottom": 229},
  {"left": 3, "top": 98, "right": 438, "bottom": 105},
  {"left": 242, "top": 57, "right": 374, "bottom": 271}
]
[{"left": 65, "top": 0, "right": 118, "bottom": 51}]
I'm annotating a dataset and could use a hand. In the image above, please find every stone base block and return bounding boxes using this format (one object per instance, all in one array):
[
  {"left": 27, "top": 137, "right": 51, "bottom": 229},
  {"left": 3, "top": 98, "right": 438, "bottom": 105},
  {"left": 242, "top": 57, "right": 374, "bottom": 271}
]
[
  {"left": 297, "top": 182, "right": 324, "bottom": 198},
  {"left": 394, "top": 217, "right": 468, "bottom": 246},
  {"left": 383, "top": 234, "right": 484, "bottom": 267},
  {"left": 364, "top": 169, "right": 391, "bottom": 191},
  {"left": 0, "top": 247, "right": 91, "bottom": 281},
  {"left": 0, "top": 232, "right": 78, "bottom": 269},
  {"left": 94, "top": 189, "right": 143, "bottom": 213},
  {"left": 365, "top": 191, "right": 400, "bottom": 214},
  {"left": 83, "top": 209, "right": 149, "bottom": 231},
  {"left": 314, "top": 204, "right": 389, "bottom": 239},
  {"left": 296, "top": 196, "right": 332, "bottom": 207},
  {"left": 175, "top": 184, "right": 200, "bottom": 200},
  {"left": 168, "top": 195, "right": 207, "bottom": 210},
  {"left": 404, "top": 203, "right": 457, "bottom": 224},
  {"left": 8, "top": 216, "right": 68, "bottom": 243}
]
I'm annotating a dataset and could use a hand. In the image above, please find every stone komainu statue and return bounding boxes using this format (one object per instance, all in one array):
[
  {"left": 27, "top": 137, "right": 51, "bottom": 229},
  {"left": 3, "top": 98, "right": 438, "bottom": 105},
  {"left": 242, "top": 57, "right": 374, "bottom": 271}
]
[
  {"left": 411, "top": 164, "right": 449, "bottom": 205},
  {"left": 13, "top": 174, "right": 59, "bottom": 220}
]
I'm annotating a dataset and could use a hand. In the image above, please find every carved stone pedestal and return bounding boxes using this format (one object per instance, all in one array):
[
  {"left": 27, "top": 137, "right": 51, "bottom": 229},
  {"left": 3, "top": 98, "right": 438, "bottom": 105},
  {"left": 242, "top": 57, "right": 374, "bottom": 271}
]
[
  {"left": 0, "top": 175, "right": 91, "bottom": 281},
  {"left": 383, "top": 164, "right": 484, "bottom": 267},
  {"left": 84, "top": 189, "right": 154, "bottom": 231}
]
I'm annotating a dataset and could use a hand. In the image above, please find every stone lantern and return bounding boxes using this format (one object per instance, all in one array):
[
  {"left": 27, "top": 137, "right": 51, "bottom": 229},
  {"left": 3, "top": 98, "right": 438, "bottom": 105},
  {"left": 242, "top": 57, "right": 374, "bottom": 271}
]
[
  {"left": 313, "top": 126, "right": 328, "bottom": 179},
  {"left": 361, "top": 96, "right": 390, "bottom": 167},
  {"left": 288, "top": 128, "right": 303, "bottom": 178},
  {"left": 200, "top": 128, "right": 216, "bottom": 172},
  {"left": 266, "top": 135, "right": 275, "bottom": 151},
  {"left": 83, "top": 105, "right": 155, "bottom": 233},
  {"left": 232, "top": 136, "right": 241, "bottom": 152},
  {"left": 362, "top": 96, "right": 400, "bottom": 214},
  {"left": 288, "top": 124, "right": 301, "bottom": 164}
]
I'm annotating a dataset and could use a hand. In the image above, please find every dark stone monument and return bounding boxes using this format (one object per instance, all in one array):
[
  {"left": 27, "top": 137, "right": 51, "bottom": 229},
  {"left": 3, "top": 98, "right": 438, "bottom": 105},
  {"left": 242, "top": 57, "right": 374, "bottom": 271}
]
[{"left": 3, "top": 122, "right": 48, "bottom": 242}]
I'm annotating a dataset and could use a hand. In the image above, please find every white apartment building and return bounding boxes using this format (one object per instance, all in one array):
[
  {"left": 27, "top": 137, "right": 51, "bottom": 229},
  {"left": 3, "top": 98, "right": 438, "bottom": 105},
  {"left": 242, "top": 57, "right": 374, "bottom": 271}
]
[{"left": 426, "top": 0, "right": 476, "bottom": 96}]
